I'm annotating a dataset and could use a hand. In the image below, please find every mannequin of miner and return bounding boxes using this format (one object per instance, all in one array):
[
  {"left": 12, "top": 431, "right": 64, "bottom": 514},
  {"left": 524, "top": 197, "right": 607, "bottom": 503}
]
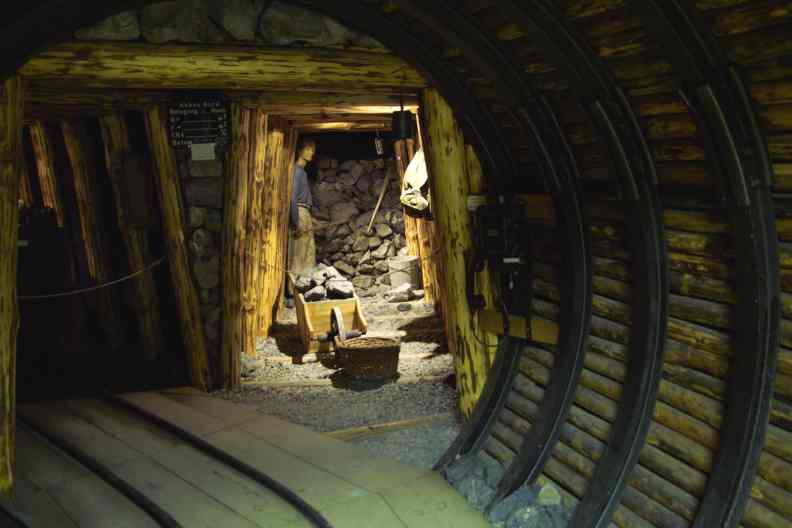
[{"left": 288, "top": 139, "right": 317, "bottom": 281}]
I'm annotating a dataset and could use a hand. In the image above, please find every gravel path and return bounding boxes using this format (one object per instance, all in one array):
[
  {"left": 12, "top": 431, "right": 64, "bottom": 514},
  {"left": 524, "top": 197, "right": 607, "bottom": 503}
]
[
  {"left": 242, "top": 296, "right": 452, "bottom": 384},
  {"left": 216, "top": 294, "right": 464, "bottom": 475},
  {"left": 217, "top": 380, "right": 460, "bottom": 433},
  {"left": 350, "top": 415, "right": 462, "bottom": 469}
]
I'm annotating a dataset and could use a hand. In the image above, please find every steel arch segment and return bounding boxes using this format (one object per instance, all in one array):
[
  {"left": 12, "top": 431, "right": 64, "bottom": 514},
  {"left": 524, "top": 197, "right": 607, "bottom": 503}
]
[
  {"left": 388, "top": 1, "right": 592, "bottom": 489},
  {"left": 631, "top": 2, "right": 780, "bottom": 527},
  {"left": 499, "top": 2, "right": 669, "bottom": 527},
  {"left": 495, "top": 95, "right": 592, "bottom": 505}
]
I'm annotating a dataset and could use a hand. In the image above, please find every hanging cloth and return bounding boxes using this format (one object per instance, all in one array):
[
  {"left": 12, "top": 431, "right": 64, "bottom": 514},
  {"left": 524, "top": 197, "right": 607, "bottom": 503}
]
[{"left": 400, "top": 149, "right": 430, "bottom": 211}]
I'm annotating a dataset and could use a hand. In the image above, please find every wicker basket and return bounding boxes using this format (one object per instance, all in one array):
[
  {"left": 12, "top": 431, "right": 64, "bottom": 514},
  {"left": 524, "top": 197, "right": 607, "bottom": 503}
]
[{"left": 336, "top": 337, "right": 401, "bottom": 381}]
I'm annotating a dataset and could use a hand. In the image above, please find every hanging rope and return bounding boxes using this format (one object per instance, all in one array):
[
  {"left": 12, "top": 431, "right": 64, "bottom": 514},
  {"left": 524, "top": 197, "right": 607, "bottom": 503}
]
[{"left": 18, "top": 257, "right": 167, "bottom": 300}]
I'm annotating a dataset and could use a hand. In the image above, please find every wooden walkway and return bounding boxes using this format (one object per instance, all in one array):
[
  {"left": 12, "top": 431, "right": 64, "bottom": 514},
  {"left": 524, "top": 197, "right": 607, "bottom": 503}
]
[{"left": 3, "top": 388, "right": 489, "bottom": 528}]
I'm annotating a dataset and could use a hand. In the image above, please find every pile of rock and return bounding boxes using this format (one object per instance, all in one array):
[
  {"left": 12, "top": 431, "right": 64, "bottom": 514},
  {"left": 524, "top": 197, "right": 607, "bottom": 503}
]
[
  {"left": 445, "top": 454, "right": 570, "bottom": 527},
  {"left": 311, "top": 158, "right": 409, "bottom": 297},
  {"left": 74, "top": 1, "right": 386, "bottom": 50},
  {"left": 293, "top": 264, "right": 356, "bottom": 303}
]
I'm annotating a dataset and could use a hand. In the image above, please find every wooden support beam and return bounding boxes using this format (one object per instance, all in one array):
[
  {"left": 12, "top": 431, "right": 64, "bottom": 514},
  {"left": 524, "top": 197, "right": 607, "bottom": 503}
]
[
  {"left": 62, "top": 120, "right": 125, "bottom": 350},
  {"left": 392, "top": 116, "right": 446, "bottom": 315},
  {"left": 144, "top": 106, "right": 210, "bottom": 391},
  {"left": 393, "top": 138, "right": 421, "bottom": 262},
  {"left": 478, "top": 310, "right": 559, "bottom": 345},
  {"left": 98, "top": 113, "right": 164, "bottom": 360},
  {"left": 222, "top": 104, "right": 256, "bottom": 388},
  {"left": 421, "top": 88, "right": 490, "bottom": 417},
  {"left": 324, "top": 414, "right": 451, "bottom": 441},
  {"left": 20, "top": 42, "right": 426, "bottom": 93},
  {"left": 237, "top": 94, "right": 419, "bottom": 115},
  {"left": 28, "top": 122, "right": 65, "bottom": 226},
  {"left": 256, "top": 117, "right": 295, "bottom": 339},
  {"left": 273, "top": 126, "right": 299, "bottom": 320},
  {"left": 296, "top": 121, "right": 392, "bottom": 133},
  {"left": 393, "top": 135, "right": 445, "bottom": 312},
  {"left": 24, "top": 85, "right": 421, "bottom": 122},
  {"left": 17, "top": 151, "right": 33, "bottom": 208},
  {"left": 0, "top": 75, "right": 23, "bottom": 494},
  {"left": 414, "top": 112, "right": 446, "bottom": 318}
]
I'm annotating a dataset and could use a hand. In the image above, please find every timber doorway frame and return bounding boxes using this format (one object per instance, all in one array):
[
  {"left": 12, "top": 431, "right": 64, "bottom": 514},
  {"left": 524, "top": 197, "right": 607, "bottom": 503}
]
[{"left": 0, "top": 0, "right": 568, "bottom": 502}]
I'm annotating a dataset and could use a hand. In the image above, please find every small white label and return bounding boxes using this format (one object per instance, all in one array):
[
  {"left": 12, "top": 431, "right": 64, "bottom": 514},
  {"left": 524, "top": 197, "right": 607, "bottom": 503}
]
[
  {"left": 503, "top": 257, "right": 522, "bottom": 265},
  {"left": 18, "top": 240, "right": 28, "bottom": 247},
  {"left": 190, "top": 142, "right": 216, "bottom": 161}
]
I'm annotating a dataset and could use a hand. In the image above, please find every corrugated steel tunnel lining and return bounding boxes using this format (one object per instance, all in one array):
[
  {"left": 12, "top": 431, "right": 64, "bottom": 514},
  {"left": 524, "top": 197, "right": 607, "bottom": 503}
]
[{"left": 3, "top": 1, "right": 792, "bottom": 527}]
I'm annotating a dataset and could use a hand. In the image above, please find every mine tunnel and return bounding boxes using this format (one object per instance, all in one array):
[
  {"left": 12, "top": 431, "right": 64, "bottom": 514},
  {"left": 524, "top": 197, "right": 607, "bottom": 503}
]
[{"left": 1, "top": 1, "right": 791, "bottom": 527}]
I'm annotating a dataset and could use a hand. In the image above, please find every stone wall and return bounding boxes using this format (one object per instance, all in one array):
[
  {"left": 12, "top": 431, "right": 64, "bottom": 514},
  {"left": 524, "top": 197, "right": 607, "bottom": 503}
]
[
  {"left": 74, "top": 1, "right": 385, "bottom": 50},
  {"left": 176, "top": 149, "right": 225, "bottom": 363},
  {"left": 311, "top": 157, "right": 409, "bottom": 298}
]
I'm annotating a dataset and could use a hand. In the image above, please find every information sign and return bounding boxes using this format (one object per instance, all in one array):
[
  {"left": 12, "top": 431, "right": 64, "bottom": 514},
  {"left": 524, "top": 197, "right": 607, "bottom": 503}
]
[{"left": 168, "top": 98, "right": 229, "bottom": 148}]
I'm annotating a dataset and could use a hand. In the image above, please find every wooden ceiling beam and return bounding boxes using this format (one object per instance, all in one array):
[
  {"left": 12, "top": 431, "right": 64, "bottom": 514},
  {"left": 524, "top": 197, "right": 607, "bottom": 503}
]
[
  {"left": 19, "top": 42, "right": 426, "bottom": 93},
  {"left": 296, "top": 121, "right": 392, "bottom": 132},
  {"left": 24, "top": 86, "right": 420, "bottom": 122}
]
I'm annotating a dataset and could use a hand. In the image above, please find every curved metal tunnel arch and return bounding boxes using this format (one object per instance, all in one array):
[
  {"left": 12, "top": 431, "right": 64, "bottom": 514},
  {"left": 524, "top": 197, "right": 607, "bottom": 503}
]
[{"left": 0, "top": 2, "right": 782, "bottom": 527}]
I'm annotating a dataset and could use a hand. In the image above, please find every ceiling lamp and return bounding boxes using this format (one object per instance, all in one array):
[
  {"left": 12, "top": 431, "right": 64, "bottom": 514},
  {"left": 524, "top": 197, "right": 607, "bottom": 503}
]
[{"left": 392, "top": 86, "right": 415, "bottom": 140}]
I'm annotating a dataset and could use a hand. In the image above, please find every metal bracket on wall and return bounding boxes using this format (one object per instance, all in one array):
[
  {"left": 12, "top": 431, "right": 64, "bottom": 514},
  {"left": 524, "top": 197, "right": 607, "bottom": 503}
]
[{"left": 631, "top": 2, "right": 780, "bottom": 527}]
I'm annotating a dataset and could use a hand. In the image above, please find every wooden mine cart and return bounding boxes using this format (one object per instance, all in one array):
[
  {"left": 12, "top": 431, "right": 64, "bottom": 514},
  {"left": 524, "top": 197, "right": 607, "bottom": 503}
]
[{"left": 288, "top": 274, "right": 368, "bottom": 363}]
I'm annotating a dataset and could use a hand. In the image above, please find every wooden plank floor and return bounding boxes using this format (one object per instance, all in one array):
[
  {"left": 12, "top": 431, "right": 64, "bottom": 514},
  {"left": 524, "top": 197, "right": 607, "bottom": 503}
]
[
  {"left": 10, "top": 388, "right": 489, "bottom": 528},
  {"left": 0, "top": 424, "right": 157, "bottom": 527}
]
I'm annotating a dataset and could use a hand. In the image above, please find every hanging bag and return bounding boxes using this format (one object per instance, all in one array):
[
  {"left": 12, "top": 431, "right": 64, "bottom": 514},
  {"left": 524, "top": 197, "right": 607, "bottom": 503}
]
[{"left": 400, "top": 149, "right": 430, "bottom": 214}]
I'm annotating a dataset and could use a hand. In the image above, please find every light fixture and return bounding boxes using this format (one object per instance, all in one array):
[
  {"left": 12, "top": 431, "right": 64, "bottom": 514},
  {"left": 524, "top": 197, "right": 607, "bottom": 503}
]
[{"left": 391, "top": 76, "right": 415, "bottom": 140}]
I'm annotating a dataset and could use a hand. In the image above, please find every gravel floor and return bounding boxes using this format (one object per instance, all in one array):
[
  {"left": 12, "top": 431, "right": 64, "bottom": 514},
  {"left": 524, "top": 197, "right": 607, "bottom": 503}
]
[
  {"left": 217, "top": 380, "right": 460, "bottom": 433},
  {"left": 242, "top": 297, "right": 452, "bottom": 384},
  {"left": 350, "top": 415, "right": 462, "bottom": 469},
  {"left": 215, "top": 294, "right": 464, "bottom": 475}
]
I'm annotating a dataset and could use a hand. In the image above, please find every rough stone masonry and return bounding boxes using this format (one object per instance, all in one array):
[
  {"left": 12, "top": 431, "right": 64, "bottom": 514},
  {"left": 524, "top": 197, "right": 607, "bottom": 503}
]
[{"left": 310, "top": 157, "right": 415, "bottom": 298}]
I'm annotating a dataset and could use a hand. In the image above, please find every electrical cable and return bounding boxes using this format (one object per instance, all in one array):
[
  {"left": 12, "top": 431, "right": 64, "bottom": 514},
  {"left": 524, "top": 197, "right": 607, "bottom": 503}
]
[{"left": 18, "top": 257, "right": 167, "bottom": 300}]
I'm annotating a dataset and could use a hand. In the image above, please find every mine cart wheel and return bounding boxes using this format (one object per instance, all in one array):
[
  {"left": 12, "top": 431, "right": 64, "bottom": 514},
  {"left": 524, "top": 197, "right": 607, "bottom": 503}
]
[{"left": 330, "top": 307, "right": 347, "bottom": 342}]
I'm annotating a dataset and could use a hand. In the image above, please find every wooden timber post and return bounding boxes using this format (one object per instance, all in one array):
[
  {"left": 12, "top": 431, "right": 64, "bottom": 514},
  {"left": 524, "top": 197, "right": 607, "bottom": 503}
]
[
  {"left": 28, "top": 122, "right": 65, "bottom": 226},
  {"left": 420, "top": 88, "right": 489, "bottom": 417},
  {"left": 222, "top": 104, "right": 254, "bottom": 388},
  {"left": 394, "top": 139, "right": 420, "bottom": 257},
  {"left": 256, "top": 117, "right": 293, "bottom": 338},
  {"left": 62, "top": 120, "right": 125, "bottom": 350},
  {"left": 0, "top": 76, "right": 23, "bottom": 494},
  {"left": 393, "top": 137, "right": 445, "bottom": 318},
  {"left": 413, "top": 113, "right": 446, "bottom": 319},
  {"left": 223, "top": 111, "right": 298, "bottom": 389},
  {"left": 144, "top": 107, "right": 210, "bottom": 391},
  {"left": 271, "top": 123, "right": 299, "bottom": 321},
  {"left": 98, "top": 113, "right": 164, "bottom": 360},
  {"left": 18, "top": 152, "right": 33, "bottom": 208}
]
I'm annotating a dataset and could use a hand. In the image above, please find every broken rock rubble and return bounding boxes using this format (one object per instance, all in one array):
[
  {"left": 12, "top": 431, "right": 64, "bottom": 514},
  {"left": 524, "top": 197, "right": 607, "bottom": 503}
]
[{"left": 293, "top": 264, "right": 355, "bottom": 302}]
